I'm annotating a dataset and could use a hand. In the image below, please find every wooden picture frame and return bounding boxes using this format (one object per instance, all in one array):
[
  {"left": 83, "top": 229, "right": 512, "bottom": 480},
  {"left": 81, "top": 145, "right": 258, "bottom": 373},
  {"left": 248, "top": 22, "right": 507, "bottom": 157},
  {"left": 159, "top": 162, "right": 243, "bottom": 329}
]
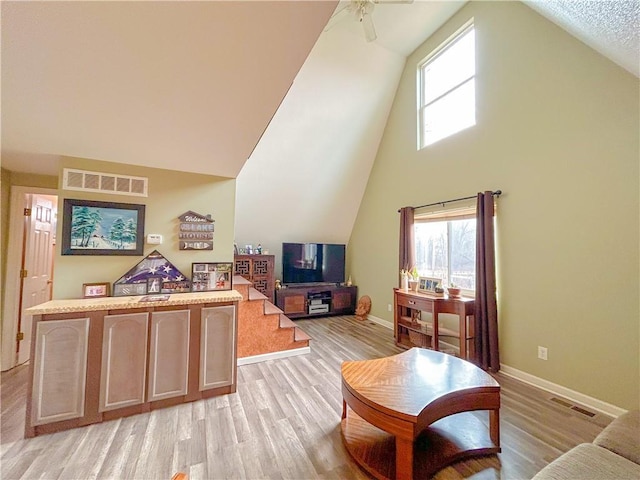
[
  {"left": 418, "top": 276, "right": 442, "bottom": 294},
  {"left": 191, "top": 262, "right": 233, "bottom": 292},
  {"left": 62, "top": 199, "right": 145, "bottom": 256},
  {"left": 83, "top": 282, "right": 111, "bottom": 298}
]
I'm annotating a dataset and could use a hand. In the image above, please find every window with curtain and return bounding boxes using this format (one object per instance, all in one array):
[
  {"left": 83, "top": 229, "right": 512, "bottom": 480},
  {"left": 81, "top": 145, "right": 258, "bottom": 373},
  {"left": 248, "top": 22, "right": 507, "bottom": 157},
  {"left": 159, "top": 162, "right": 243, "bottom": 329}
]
[{"left": 414, "top": 204, "right": 476, "bottom": 294}]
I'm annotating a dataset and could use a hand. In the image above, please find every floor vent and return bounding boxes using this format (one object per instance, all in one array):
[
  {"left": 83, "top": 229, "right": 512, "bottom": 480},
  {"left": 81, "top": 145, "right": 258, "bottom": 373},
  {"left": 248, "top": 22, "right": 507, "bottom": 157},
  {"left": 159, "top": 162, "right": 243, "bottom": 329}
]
[
  {"left": 62, "top": 168, "right": 148, "bottom": 197},
  {"left": 550, "top": 396, "right": 596, "bottom": 417}
]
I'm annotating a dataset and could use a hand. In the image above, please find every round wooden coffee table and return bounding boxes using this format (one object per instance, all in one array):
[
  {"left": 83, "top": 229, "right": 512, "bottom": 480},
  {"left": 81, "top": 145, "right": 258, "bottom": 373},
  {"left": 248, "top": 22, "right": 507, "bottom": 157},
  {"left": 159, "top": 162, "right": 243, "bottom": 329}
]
[{"left": 340, "top": 348, "right": 500, "bottom": 480}]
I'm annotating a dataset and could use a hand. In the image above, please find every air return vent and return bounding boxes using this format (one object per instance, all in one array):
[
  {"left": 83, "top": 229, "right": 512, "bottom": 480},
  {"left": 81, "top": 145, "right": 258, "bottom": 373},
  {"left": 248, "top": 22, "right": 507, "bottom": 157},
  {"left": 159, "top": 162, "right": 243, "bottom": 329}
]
[{"left": 63, "top": 168, "right": 148, "bottom": 197}]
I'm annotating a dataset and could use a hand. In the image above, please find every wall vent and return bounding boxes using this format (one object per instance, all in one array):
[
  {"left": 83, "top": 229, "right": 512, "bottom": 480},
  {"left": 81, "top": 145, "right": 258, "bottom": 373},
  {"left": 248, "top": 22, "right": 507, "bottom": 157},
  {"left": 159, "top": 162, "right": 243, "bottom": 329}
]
[{"left": 63, "top": 168, "right": 148, "bottom": 197}]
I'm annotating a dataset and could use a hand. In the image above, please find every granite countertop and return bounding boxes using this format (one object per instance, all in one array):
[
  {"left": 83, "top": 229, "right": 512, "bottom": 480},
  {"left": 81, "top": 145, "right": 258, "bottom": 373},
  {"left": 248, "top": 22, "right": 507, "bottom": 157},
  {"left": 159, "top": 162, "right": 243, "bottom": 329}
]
[{"left": 25, "top": 290, "right": 243, "bottom": 315}]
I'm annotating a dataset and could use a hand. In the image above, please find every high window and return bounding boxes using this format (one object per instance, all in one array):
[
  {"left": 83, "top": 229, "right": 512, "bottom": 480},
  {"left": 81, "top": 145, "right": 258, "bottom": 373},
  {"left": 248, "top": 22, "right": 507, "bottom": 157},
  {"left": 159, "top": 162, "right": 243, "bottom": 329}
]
[
  {"left": 418, "top": 22, "right": 475, "bottom": 148},
  {"left": 414, "top": 205, "right": 476, "bottom": 293}
]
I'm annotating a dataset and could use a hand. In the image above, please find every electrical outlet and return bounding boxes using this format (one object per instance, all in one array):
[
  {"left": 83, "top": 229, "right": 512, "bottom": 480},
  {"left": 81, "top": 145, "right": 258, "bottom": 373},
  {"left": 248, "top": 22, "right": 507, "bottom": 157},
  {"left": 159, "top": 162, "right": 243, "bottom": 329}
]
[
  {"left": 388, "top": 304, "right": 392, "bottom": 312},
  {"left": 538, "top": 346, "right": 548, "bottom": 360}
]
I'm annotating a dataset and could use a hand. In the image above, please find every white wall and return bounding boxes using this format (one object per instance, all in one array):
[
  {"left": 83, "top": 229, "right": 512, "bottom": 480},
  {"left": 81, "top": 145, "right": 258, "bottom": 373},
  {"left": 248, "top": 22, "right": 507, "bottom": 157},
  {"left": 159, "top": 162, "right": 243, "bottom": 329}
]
[{"left": 234, "top": 27, "right": 405, "bottom": 279}]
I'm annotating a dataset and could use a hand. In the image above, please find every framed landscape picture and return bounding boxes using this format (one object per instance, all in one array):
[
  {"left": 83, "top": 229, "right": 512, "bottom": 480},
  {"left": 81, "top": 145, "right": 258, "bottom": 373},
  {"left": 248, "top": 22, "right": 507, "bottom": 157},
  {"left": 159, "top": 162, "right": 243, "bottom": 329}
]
[{"left": 61, "top": 199, "right": 145, "bottom": 255}]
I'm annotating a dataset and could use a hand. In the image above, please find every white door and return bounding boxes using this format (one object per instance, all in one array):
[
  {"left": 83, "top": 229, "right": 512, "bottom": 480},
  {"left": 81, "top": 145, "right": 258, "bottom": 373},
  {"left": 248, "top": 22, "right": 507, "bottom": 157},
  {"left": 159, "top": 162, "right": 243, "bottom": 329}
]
[{"left": 18, "top": 194, "right": 57, "bottom": 365}]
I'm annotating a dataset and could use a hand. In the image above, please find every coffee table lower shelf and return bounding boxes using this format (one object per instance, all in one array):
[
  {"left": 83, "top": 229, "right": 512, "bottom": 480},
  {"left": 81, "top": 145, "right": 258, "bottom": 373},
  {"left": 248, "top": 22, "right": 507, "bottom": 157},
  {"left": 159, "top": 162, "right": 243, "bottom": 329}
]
[{"left": 340, "top": 409, "right": 500, "bottom": 480}]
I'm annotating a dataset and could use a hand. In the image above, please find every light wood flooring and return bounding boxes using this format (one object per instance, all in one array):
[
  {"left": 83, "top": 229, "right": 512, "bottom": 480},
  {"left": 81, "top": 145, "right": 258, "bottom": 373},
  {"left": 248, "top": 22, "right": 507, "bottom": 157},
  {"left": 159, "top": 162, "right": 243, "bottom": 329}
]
[{"left": 1, "top": 315, "right": 611, "bottom": 479}]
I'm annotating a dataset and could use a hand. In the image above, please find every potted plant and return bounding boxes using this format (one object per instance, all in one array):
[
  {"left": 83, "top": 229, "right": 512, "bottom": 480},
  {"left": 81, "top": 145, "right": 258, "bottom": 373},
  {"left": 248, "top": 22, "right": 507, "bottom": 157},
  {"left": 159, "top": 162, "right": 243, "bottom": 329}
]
[
  {"left": 408, "top": 266, "right": 420, "bottom": 292},
  {"left": 447, "top": 282, "right": 461, "bottom": 298}
]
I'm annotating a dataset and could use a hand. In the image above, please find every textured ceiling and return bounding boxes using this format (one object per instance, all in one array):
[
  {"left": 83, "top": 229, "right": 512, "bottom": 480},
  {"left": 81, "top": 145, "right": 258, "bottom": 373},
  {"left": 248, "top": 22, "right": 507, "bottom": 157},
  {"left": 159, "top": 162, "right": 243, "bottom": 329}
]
[{"left": 524, "top": 0, "right": 640, "bottom": 77}]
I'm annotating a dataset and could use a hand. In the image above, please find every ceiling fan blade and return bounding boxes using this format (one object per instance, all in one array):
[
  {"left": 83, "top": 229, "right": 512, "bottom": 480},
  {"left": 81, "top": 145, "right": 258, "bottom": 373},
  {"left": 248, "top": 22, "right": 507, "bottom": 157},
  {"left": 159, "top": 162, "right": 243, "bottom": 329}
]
[{"left": 361, "top": 13, "right": 377, "bottom": 42}]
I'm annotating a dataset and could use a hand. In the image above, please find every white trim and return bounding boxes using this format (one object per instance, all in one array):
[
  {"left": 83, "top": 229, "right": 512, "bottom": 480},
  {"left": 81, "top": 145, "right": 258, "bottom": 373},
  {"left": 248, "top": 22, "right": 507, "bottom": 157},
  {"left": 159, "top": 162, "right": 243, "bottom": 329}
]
[
  {"left": 369, "top": 315, "right": 624, "bottom": 417},
  {"left": 366, "top": 315, "right": 393, "bottom": 329},
  {"left": 500, "top": 364, "right": 626, "bottom": 418},
  {"left": 1, "top": 186, "right": 57, "bottom": 372},
  {"left": 237, "top": 346, "right": 310, "bottom": 366}
]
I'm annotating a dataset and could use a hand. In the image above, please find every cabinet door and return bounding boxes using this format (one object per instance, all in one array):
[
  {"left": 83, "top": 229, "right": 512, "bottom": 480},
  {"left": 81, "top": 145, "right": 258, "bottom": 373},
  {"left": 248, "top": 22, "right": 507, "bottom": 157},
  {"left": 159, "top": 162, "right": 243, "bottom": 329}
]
[
  {"left": 32, "top": 317, "right": 89, "bottom": 426},
  {"left": 333, "top": 287, "right": 356, "bottom": 313},
  {"left": 100, "top": 312, "right": 148, "bottom": 412},
  {"left": 148, "top": 310, "right": 190, "bottom": 402},
  {"left": 283, "top": 294, "right": 306, "bottom": 315},
  {"left": 200, "top": 306, "right": 236, "bottom": 390}
]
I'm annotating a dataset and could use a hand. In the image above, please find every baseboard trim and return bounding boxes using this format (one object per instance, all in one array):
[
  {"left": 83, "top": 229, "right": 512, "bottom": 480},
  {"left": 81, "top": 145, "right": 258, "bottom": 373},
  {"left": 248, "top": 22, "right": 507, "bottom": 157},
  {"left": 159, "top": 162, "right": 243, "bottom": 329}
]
[
  {"left": 367, "top": 315, "right": 392, "bottom": 329},
  {"left": 500, "top": 364, "right": 626, "bottom": 418},
  {"left": 237, "top": 347, "right": 311, "bottom": 366},
  {"left": 366, "top": 316, "right": 625, "bottom": 417}
]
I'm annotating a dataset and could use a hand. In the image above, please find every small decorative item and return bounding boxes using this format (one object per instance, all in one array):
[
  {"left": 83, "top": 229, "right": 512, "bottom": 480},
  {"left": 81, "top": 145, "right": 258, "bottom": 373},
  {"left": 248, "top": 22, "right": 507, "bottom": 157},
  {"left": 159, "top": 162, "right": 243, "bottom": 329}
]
[
  {"left": 355, "top": 295, "right": 371, "bottom": 320},
  {"left": 346, "top": 275, "right": 352, "bottom": 287},
  {"left": 447, "top": 283, "right": 462, "bottom": 298},
  {"left": 62, "top": 199, "right": 145, "bottom": 256},
  {"left": 400, "top": 270, "right": 409, "bottom": 291},
  {"left": 256, "top": 244, "right": 262, "bottom": 254},
  {"left": 112, "top": 250, "right": 190, "bottom": 296},
  {"left": 178, "top": 211, "right": 214, "bottom": 251},
  {"left": 82, "top": 282, "right": 111, "bottom": 298},
  {"left": 275, "top": 279, "right": 282, "bottom": 290},
  {"left": 245, "top": 244, "right": 253, "bottom": 254},
  {"left": 191, "top": 262, "right": 233, "bottom": 292},
  {"left": 418, "top": 276, "right": 443, "bottom": 294}
]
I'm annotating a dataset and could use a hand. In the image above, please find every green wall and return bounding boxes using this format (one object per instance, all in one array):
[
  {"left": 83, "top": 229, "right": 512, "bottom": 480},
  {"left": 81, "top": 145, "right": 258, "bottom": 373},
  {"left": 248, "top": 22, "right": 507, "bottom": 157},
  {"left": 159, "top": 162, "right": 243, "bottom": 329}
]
[
  {"left": 348, "top": 1, "right": 639, "bottom": 410},
  {"left": 53, "top": 157, "right": 236, "bottom": 299}
]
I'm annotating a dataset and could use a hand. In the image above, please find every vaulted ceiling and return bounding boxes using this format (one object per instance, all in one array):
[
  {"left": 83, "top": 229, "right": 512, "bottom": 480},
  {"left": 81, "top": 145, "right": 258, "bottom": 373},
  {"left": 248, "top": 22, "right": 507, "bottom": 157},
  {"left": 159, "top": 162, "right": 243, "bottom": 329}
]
[{"left": 2, "top": 1, "right": 637, "bottom": 181}]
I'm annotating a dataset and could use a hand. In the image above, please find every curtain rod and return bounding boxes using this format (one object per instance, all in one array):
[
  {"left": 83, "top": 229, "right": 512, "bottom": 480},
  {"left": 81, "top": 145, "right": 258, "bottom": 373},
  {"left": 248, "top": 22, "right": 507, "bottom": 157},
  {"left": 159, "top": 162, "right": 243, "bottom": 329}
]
[{"left": 398, "top": 190, "right": 502, "bottom": 213}]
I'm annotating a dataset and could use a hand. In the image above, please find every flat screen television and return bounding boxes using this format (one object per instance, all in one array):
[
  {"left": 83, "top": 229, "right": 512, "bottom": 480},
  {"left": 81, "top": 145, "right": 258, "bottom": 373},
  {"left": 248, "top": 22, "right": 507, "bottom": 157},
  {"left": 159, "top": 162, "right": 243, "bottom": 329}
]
[{"left": 282, "top": 242, "right": 346, "bottom": 285}]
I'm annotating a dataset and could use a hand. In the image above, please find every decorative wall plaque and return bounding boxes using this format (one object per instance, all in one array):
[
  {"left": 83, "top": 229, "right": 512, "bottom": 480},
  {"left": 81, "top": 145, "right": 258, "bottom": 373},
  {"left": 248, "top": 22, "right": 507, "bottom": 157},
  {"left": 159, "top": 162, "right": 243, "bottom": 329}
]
[{"left": 178, "top": 211, "right": 214, "bottom": 250}]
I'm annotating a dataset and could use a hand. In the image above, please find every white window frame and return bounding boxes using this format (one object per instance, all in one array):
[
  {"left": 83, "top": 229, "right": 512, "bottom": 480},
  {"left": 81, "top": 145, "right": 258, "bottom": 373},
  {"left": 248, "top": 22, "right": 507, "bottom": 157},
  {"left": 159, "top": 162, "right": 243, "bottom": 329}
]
[
  {"left": 414, "top": 204, "right": 477, "bottom": 297},
  {"left": 417, "top": 21, "right": 476, "bottom": 149}
]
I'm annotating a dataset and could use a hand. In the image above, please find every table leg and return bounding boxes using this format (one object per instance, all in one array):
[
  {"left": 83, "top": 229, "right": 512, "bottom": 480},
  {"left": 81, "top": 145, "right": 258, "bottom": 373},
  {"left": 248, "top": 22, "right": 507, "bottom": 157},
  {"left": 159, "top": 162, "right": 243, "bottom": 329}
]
[
  {"left": 490, "top": 409, "right": 500, "bottom": 447},
  {"left": 395, "top": 437, "right": 413, "bottom": 480},
  {"left": 459, "top": 309, "right": 467, "bottom": 360},
  {"left": 432, "top": 310, "right": 439, "bottom": 352}
]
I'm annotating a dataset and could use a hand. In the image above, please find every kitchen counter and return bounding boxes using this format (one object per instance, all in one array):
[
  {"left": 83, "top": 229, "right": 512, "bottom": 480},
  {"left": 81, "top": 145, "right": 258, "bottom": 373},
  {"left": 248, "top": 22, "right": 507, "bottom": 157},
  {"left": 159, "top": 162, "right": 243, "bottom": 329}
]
[{"left": 26, "top": 290, "right": 243, "bottom": 315}]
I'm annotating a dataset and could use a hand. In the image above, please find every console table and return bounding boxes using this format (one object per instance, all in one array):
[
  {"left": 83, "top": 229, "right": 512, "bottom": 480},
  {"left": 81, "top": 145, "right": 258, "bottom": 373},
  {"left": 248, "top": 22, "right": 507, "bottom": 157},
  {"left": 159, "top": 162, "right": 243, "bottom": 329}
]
[
  {"left": 341, "top": 348, "right": 501, "bottom": 480},
  {"left": 394, "top": 289, "right": 475, "bottom": 361}
]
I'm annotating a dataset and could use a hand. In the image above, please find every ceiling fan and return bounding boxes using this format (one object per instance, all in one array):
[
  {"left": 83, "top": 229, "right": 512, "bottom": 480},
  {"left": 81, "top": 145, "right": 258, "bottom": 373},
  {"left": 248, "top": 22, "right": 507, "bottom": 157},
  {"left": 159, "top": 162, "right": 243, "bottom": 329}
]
[{"left": 325, "top": 0, "right": 414, "bottom": 43}]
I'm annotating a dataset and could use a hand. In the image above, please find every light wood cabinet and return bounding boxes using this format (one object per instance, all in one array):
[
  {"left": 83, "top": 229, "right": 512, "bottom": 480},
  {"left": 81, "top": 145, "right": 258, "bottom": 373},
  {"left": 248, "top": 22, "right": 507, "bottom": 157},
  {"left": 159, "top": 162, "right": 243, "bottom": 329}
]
[
  {"left": 99, "top": 312, "right": 149, "bottom": 412},
  {"left": 31, "top": 317, "right": 89, "bottom": 426},
  {"left": 234, "top": 254, "right": 275, "bottom": 302},
  {"left": 25, "top": 292, "right": 240, "bottom": 438},
  {"left": 148, "top": 310, "right": 190, "bottom": 402},
  {"left": 199, "top": 305, "right": 236, "bottom": 390}
]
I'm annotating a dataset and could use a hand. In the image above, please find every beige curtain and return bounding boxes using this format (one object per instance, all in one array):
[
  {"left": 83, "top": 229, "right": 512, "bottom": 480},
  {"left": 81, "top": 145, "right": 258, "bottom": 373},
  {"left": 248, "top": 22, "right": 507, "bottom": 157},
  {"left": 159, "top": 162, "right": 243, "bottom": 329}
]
[
  {"left": 399, "top": 207, "right": 415, "bottom": 284},
  {"left": 475, "top": 192, "right": 500, "bottom": 371}
]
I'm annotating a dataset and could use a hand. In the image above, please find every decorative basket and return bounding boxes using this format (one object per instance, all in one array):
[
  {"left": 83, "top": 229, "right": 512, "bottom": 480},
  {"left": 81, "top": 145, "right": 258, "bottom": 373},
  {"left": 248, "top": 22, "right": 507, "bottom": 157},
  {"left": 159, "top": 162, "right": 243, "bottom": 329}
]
[{"left": 409, "top": 330, "right": 426, "bottom": 348}]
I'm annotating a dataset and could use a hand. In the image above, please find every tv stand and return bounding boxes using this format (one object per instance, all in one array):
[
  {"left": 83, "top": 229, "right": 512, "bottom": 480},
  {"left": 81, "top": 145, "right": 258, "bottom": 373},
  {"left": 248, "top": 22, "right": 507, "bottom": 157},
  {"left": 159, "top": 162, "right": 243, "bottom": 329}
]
[{"left": 275, "top": 284, "right": 357, "bottom": 319}]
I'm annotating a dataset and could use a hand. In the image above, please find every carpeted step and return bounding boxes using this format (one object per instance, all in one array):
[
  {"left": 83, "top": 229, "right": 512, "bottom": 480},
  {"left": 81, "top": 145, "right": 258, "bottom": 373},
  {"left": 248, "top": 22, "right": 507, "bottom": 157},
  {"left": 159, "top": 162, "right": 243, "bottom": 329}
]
[
  {"left": 264, "top": 302, "right": 283, "bottom": 316},
  {"left": 248, "top": 287, "right": 267, "bottom": 302}
]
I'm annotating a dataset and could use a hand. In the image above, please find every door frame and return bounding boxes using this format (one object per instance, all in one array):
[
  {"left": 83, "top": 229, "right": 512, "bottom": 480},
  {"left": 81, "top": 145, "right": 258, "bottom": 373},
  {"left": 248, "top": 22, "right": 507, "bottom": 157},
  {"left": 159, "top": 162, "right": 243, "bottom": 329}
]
[{"left": 1, "top": 186, "right": 58, "bottom": 371}]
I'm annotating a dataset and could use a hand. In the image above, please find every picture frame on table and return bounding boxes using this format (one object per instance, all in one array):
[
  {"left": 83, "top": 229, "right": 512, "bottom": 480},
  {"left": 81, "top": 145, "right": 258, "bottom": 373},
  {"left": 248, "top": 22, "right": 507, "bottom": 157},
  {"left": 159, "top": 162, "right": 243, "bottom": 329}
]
[
  {"left": 82, "top": 282, "right": 111, "bottom": 298},
  {"left": 62, "top": 198, "right": 145, "bottom": 256},
  {"left": 418, "top": 276, "right": 442, "bottom": 294},
  {"left": 190, "top": 262, "right": 233, "bottom": 292}
]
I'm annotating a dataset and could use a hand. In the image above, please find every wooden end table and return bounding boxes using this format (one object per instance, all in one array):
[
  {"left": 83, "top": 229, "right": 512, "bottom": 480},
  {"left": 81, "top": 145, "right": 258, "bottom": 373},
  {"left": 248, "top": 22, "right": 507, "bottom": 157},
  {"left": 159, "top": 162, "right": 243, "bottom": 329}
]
[{"left": 340, "top": 348, "right": 500, "bottom": 480}]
